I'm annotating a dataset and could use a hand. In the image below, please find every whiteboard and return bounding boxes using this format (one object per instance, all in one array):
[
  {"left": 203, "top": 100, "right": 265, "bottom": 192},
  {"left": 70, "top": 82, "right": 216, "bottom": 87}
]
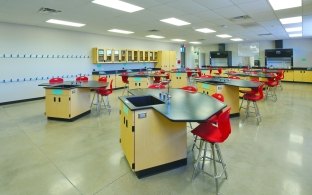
[{"left": 238, "top": 42, "right": 259, "bottom": 56}]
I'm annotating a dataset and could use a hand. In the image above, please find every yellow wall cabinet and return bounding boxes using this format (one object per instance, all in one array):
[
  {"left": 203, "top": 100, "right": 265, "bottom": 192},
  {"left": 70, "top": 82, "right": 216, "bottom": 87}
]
[
  {"left": 92, "top": 48, "right": 105, "bottom": 64},
  {"left": 196, "top": 82, "right": 239, "bottom": 115},
  {"left": 156, "top": 51, "right": 177, "bottom": 71},
  {"left": 170, "top": 72, "right": 187, "bottom": 88},
  {"left": 294, "top": 70, "right": 312, "bottom": 82},
  {"left": 119, "top": 101, "right": 186, "bottom": 177},
  {"left": 45, "top": 88, "right": 90, "bottom": 120}
]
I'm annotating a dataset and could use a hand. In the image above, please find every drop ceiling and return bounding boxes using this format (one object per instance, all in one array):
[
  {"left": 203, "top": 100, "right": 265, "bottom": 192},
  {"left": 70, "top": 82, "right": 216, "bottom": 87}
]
[{"left": 0, "top": 0, "right": 311, "bottom": 45}]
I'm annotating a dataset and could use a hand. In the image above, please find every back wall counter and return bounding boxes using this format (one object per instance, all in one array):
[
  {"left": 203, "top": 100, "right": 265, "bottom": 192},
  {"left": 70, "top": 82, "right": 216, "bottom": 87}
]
[{"left": 0, "top": 22, "right": 179, "bottom": 104}]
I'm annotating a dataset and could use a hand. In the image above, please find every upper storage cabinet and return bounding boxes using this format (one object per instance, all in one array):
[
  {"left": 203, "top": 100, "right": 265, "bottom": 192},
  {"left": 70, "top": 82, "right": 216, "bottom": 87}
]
[{"left": 92, "top": 48, "right": 105, "bottom": 63}]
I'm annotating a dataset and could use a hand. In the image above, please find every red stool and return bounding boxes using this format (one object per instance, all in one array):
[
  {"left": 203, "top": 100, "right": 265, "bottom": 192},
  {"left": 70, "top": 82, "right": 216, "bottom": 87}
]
[
  {"left": 276, "top": 70, "right": 284, "bottom": 90},
  {"left": 239, "top": 84, "right": 264, "bottom": 125},
  {"left": 181, "top": 85, "right": 197, "bottom": 93},
  {"left": 91, "top": 77, "right": 108, "bottom": 108},
  {"left": 49, "top": 78, "right": 63, "bottom": 84},
  {"left": 265, "top": 74, "right": 278, "bottom": 101},
  {"left": 214, "top": 68, "right": 222, "bottom": 76},
  {"left": 76, "top": 76, "right": 88, "bottom": 82},
  {"left": 97, "top": 79, "right": 113, "bottom": 111},
  {"left": 148, "top": 83, "right": 166, "bottom": 89},
  {"left": 121, "top": 72, "right": 129, "bottom": 95},
  {"left": 191, "top": 107, "right": 231, "bottom": 194}
]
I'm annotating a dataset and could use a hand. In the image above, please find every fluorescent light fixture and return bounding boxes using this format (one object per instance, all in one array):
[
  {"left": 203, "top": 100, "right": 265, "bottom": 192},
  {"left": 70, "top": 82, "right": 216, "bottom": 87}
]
[
  {"left": 160, "top": 17, "right": 190, "bottom": 26},
  {"left": 280, "top": 16, "right": 302, "bottom": 24},
  {"left": 46, "top": 19, "right": 85, "bottom": 27},
  {"left": 268, "top": 0, "right": 301, "bottom": 10},
  {"left": 108, "top": 29, "right": 134, "bottom": 34},
  {"left": 189, "top": 42, "right": 202, "bottom": 44},
  {"left": 285, "top": 27, "right": 302, "bottom": 32},
  {"left": 231, "top": 38, "right": 243, "bottom": 41},
  {"left": 92, "top": 0, "right": 144, "bottom": 13},
  {"left": 289, "top": 33, "right": 302, "bottom": 37},
  {"left": 216, "top": 34, "right": 232, "bottom": 38},
  {"left": 171, "top": 39, "right": 186, "bottom": 42},
  {"left": 145, "top": 35, "right": 165, "bottom": 39},
  {"left": 195, "top": 28, "right": 216, "bottom": 33}
]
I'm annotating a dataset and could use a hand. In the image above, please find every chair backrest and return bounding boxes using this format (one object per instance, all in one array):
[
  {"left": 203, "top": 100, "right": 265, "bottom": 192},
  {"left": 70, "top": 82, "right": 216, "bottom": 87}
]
[
  {"left": 165, "top": 73, "right": 170, "bottom": 79},
  {"left": 217, "top": 68, "right": 222, "bottom": 74},
  {"left": 154, "top": 76, "right": 161, "bottom": 83},
  {"left": 160, "top": 69, "right": 166, "bottom": 74},
  {"left": 277, "top": 70, "right": 284, "bottom": 80},
  {"left": 256, "top": 84, "right": 265, "bottom": 99},
  {"left": 108, "top": 79, "right": 114, "bottom": 92},
  {"left": 98, "top": 77, "right": 107, "bottom": 82},
  {"left": 197, "top": 71, "right": 202, "bottom": 77},
  {"left": 181, "top": 86, "right": 197, "bottom": 93},
  {"left": 217, "top": 107, "right": 231, "bottom": 142},
  {"left": 76, "top": 76, "right": 88, "bottom": 82},
  {"left": 121, "top": 72, "right": 128, "bottom": 83},
  {"left": 211, "top": 93, "right": 224, "bottom": 102},
  {"left": 186, "top": 71, "right": 193, "bottom": 77},
  {"left": 49, "top": 78, "right": 63, "bottom": 83}
]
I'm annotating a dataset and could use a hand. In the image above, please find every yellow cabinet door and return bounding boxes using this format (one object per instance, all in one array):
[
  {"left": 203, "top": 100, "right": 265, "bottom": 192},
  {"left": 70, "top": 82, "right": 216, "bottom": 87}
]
[
  {"left": 119, "top": 102, "right": 135, "bottom": 169},
  {"left": 170, "top": 72, "right": 187, "bottom": 88},
  {"left": 157, "top": 51, "right": 169, "bottom": 70},
  {"left": 128, "top": 77, "right": 149, "bottom": 89},
  {"left": 57, "top": 95, "right": 71, "bottom": 118},
  {"left": 303, "top": 71, "right": 312, "bottom": 82},
  {"left": 294, "top": 70, "right": 304, "bottom": 82},
  {"left": 283, "top": 70, "right": 294, "bottom": 81},
  {"left": 169, "top": 51, "right": 176, "bottom": 70}
]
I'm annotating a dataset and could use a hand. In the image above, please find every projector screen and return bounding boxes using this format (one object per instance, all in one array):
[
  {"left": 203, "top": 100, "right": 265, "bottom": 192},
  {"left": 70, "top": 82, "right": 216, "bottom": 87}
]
[{"left": 238, "top": 42, "right": 259, "bottom": 56}]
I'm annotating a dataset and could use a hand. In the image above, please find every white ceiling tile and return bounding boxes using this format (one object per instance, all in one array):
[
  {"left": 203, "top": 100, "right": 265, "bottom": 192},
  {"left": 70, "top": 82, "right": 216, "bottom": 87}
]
[
  {"left": 193, "top": 0, "right": 234, "bottom": 9},
  {"left": 213, "top": 5, "right": 247, "bottom": 18},
  {"left": 237, "top": 0, "right": 272, "bottom": 14}
]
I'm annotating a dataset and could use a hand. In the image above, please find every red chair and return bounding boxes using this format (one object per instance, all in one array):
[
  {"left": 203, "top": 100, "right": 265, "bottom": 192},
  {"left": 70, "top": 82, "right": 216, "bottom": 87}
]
[
  {"left": 191, "top": 107, "right": 231, "bottom": 194},
  {"left": 98, "top": 76, "right": 107, "bottom": 82},
  {"left": 153, "top": 72, "right": 161, "bottom": 83},
  {"left": 49, "top": 78, "right": 63, "bottom": 84},
  {"left": 76, "top": 76, "right": 88, "bottom": 82},
  {"left": 148, "top": 83, "right": 166, "bottom": 89},
  {"left": 98, "top": 79, "right": 113, "bottom": 111},
  {"left": 192, "top": 93, "right": 224, "bottom": 151},
  {"left": 239, "top": 77, "right": 259, "bottom": 95},
  {"left": 214, "top": 68, "right": 222, "bottom": 76},
  {"left": 264, "top": 74, "right": 278, "bottom": 101},
  {"left": 121, "top": 72, "right": 129, "bottom": 95},
  {"left": 276, "top": 70, "right": 284, "bottom": 90},
  {"left": 160, "top": 69, "right": 166, "bottom": 74},
  {"left": 181, "top": 85, "right": 197, "bottom": 93},
  {"left": 91, "top": 77, "right": 108, "bottom": 107},
  {"left": 239, "top": 84, "right": 264, "bottom": 125}
]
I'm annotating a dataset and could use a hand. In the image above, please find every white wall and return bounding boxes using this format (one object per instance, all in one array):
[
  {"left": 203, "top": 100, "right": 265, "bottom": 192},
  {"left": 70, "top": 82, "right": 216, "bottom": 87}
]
[{"left": 0, "top": 22, "right": 179, "bottom": 103}]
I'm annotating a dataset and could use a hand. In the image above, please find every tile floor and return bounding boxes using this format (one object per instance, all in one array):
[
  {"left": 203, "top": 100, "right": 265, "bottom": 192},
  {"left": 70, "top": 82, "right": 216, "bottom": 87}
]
[{"left": 0, "top": 82, "right": 312, "bottom": 195}]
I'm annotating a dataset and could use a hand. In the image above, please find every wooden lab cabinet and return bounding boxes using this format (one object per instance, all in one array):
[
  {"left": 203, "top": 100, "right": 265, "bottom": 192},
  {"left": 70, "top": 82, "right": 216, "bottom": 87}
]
[
  {"left": 156, "top": 51, "right": 176, "bottom": 71},
  {"left": 283, "top": 70, "right": 294, "bottom": 81},
  {"left": 45, "top": 88, "right": 90, "bottom": 119},
  {"left": 128, "top": 77, "right": 149, "bottom": 90},
  {"left": 170, "top": 72, "right": 187, "bottom": 88},
  {"left": 119, "top": 101, "right": 186, "bottom": 177},
  {"left": 293, "top": 70, "right": 312, "bottom": 82},
  {"left": 92, "top": 48, "right": 105, "bottom": 63},
  {"left": 196, "top": 82, "right": 239, "bottom": 115}
]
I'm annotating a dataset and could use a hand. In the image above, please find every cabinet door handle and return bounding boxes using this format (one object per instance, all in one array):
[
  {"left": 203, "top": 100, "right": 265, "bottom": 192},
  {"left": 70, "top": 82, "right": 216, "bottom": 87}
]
[
  {"left": 58, "top": 97, "right": 61, "bottom": 102},
  {"left": 54, "top": 97, "right": 56, "bottom": 102}
]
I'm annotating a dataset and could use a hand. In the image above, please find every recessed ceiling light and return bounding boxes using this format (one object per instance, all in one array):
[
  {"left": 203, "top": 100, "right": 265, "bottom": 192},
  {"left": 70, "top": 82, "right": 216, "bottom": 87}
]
[
  {"left": 195, "top": 28, "right": 216, "bottom": 33},
  {"left": 171, "top": 39, "right": 186, "bottom": 42},
  {"left": 216, "top": 34, "right": 232, "bottom": 38},
  {"left": 189, "top": 42, "right": 202, "bottom": 44},
  {"left": 268, "top": 0, "right": 301, "bottom": 10},
  {"left": 46, "top": 19, "right": 85, "bottom": 27},
  {"left": 160, "top": 18, "right": 190, "bottom": 26},
  {"left": 289, "top": 33, "right": 302, "bottom": 37},
  {"left": 108, "top": 29, "right": 134, "bottom": 34},
  {"left": 231, "top": 38, "right": 243, "bottom": 41},
  {"left": 280, "top": 16, "right": 302, "bottom": 24},
  {"left": 92, "top": 0, "right": 144, "bottom": 13},
  {"left": 285, "top": 27, "right": 302, "bottom": 32},
  {"left": 145, "top": 35, "right": 165, "bottom": 39}
]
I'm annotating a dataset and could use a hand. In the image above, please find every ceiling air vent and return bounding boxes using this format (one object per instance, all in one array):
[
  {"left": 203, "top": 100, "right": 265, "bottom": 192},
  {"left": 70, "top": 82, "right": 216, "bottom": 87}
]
[
  {"left": 258, "top": 33, "right": 273, "bottom": 36},
  {"left": 230, "top": 15, "right": 258, "bottom": 27},
  {"left": 38, "top": 7, "right": 62, "bottom": 14},
  {"left": 148, "top": 29, "right": 159, "bottom": 32}
]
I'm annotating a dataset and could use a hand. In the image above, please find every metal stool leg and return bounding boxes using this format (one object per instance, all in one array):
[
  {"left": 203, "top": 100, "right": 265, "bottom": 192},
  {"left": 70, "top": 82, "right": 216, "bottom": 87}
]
[
  {"left": 192, "top": 135, "right": 198, "bottom": 151},
  {"left": 192, "top": 140, "right": 204, "bottom": 180},
  {"left": 211, "top": 143, "right": 219, "bottom": 194},
  {"left": 215, "top": 144, "right": 227, "bottom": 179},
  {"left": 239, "top": 98, "right": 245, "bottom": 112}
]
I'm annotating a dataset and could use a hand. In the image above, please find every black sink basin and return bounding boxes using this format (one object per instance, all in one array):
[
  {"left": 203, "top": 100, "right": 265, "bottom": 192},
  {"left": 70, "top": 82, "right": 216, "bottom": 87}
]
[{"left": 126, "top": 95, "right": 164, "bottom": 107}]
